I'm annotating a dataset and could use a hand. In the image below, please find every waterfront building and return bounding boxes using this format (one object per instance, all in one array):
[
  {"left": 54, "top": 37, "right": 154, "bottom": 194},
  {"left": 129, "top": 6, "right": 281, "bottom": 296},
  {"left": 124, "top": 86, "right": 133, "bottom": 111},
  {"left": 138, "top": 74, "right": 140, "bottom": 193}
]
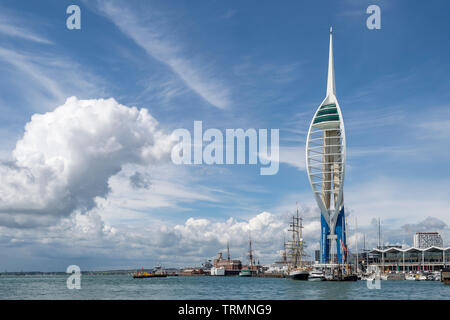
[
  {"left": 364, "top": 246, "right": 449, "bottom": 272},
  {"left": 306, "top": 27, "right": 347, "bottom": 264},
  {"left": 413, "top": 232, "right": 443, "bottom": 248},
  {"left": 355, "top": 233, "right": 448, "bottom": 272},
  {"left": 179, "top": 268, "right": 207, "bottom": 276},
  {"left": 314, "top": 250, "right": 321, "bottom": 263},
  {"left": 211, "top": 247, "right": 242, "bottom": 276}
]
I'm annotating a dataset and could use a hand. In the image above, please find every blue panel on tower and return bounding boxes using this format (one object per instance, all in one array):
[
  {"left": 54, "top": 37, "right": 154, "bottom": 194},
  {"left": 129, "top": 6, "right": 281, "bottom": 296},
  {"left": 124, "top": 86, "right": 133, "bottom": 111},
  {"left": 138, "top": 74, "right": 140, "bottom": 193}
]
[
  {"left": 320, "top": 213, "right": 330, "bottom": 264},
  {"left": 335, "top": 207, "right": 346, "bottom": 264}
]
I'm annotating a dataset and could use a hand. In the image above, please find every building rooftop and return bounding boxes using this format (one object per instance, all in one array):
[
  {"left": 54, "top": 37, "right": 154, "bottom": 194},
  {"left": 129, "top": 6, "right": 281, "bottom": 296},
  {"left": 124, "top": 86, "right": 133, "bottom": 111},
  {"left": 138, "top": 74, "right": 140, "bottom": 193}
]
[{"left": 369, "top": 246, "right": 450, "bottom": 254}]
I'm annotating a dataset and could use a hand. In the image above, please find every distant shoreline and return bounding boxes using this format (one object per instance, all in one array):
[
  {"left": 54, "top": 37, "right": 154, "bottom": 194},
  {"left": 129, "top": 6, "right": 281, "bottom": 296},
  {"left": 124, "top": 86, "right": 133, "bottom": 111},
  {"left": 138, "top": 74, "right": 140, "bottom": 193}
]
[{"left": 0, "top": 269, "right": 180, "bottom": 276}]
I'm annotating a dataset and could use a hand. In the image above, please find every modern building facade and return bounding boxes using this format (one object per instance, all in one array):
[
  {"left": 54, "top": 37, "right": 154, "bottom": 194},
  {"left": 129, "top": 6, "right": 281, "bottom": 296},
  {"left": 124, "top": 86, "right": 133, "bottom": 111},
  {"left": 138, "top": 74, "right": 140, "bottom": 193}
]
[
  {"left": 413, "top": 232, "right": 443, "bottom": 248},
  {"left": 306, "top": 28, "right": 347, "bottom": 264},
  {"left": 363, "top": 246, "right": 449, "bottom": 272}
]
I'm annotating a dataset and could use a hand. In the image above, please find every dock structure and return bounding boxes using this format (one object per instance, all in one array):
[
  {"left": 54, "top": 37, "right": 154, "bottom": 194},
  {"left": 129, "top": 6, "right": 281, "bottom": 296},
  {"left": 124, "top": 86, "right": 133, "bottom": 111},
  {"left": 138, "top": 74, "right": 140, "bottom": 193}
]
[
  {"left": 256, "top": 273, "right": 285, "bottom": 278},
  {"left": 441, "top": 268, "right": 450, "bottom": 284}
]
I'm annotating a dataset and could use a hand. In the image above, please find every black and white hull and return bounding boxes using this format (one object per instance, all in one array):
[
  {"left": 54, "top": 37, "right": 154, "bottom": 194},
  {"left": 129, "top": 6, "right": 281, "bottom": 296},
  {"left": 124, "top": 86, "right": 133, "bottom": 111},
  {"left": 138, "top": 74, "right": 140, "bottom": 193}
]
[
  {"left": 289, "top": 269, "right": 309, "bottom": 280},
  {"left": 308, "top": 271, "right": 325, "bottom": 281}
]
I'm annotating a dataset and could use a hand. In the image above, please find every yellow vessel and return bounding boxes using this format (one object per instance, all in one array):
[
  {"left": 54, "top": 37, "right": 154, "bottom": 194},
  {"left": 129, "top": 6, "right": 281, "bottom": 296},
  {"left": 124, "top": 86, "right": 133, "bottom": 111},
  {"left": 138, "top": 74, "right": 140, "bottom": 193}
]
[{"left": 132, "top": 271, "right": 167, "bottom": 278}]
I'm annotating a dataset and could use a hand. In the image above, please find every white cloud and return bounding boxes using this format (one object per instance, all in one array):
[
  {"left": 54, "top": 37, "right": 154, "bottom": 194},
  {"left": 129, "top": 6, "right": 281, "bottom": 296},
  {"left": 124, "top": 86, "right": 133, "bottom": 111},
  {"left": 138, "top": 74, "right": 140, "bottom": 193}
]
[
  {"left": 92, "top": 165, "right": 225, "bottom": 226},
  {"left": 261, "top": 145, "right": 305, "bottom": 172},
  {"left": 0, "top": 10, "right": 52, "bottom": 44},
  {"left": 418, "top": 117, "right": 450, "bottom": 138},
  {"left": 93, "top": 1, "right": 231, "bottom": 109},
  {"left": 0, "top": 209, "right": 321, "bottom": 270},
  {"left": 174, "top": 212, "right": 285, "bottom": 246},
  {"left": 346, "top": 176, "right": 450, "bottom": 227},
  {"left": 279, "top": 146, "right": 306, "bottom": 171},
  {"left": 0, "top": 47, "right": 106, "bottom": 113},
  {"left": 0, "top": 97, "right": 174, "bottom": 227}
]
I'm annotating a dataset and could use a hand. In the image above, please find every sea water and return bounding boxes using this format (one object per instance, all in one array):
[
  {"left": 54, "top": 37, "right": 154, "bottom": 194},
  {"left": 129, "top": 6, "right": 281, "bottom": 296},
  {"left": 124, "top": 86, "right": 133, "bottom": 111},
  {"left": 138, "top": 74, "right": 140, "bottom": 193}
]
[{"left": 0, "top": 275, "right": 449, "bottom": 300}]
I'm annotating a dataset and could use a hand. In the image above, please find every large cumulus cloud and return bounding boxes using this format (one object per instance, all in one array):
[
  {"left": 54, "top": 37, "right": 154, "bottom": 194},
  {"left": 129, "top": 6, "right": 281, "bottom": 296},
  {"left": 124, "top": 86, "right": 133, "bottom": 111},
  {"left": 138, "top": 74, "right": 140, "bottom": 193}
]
[{"left": 0, "top": 97, "right": 173, "bottom": 227}]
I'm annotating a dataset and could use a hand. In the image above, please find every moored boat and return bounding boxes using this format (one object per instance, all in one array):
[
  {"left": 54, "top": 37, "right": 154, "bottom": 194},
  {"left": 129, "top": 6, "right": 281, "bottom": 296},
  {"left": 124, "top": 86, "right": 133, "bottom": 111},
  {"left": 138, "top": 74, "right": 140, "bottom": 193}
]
[
  {"left": 210, "top": 266, "right": 225, "bottom": 276},
  {"left": 286, "top": 206, "right": 309, "bottom": 281},
  {"left": 342, "top": 274, "right": 358, "bottom": 281},
  {"left": 239, "top": 268, "right": 252, "bottom": 277},
  {"left": 289, "top": 268, "right": 309, "bottom": 280},
  {"left": 132, "top": 271, "right": 167, "bottom": 278},
  {"left": 308, "top": 269, "right": 325, "bottom": 281},
  {"left": 132, "top": 265, "right": 168, "bottom": 278},
  {"left": 405, "top": 274, "right": 416, "bottom": 281},
  {"left": 415, "top": 274, "right": 427, "bottom": 281}
]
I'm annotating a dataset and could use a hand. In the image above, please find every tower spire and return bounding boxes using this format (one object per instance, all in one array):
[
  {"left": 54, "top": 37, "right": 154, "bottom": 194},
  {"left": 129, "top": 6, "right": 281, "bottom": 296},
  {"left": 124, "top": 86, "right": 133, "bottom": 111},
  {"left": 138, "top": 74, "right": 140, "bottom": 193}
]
[{"left": 326, "top": 26, "right": 336, "bottom": 97}]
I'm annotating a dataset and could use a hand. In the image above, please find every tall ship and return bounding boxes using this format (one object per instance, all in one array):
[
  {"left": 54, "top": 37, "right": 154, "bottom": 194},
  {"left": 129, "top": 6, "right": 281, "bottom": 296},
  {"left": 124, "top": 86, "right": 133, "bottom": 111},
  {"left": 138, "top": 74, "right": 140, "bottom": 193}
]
[
  {"left": 287, "top": 206, "right": 309, "bottom": 280},
  {"left": 239, "top": 236, "right": 257, "bottom": 277}
]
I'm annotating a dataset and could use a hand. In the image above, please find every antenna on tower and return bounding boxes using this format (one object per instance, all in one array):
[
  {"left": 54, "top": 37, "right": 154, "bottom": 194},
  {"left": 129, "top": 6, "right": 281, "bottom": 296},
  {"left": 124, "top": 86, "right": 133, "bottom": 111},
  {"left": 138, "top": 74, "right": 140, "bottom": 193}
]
[{"left": 327, "top": 25, "right": 336, "bottom": 96}]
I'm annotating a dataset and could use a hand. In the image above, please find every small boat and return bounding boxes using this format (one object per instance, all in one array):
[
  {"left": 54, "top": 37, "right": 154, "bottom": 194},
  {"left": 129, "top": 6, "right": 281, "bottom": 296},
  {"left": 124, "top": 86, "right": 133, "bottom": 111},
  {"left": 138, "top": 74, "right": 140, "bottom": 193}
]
[
  {"left": 210, "top": 266, "right": 225, "bottom": 276},
  {"left": 325, "top": 273, "right": 358, "bottom": 281},
  {"left": 342, "top": 274, "right": 358, "bottom": 281},
  {"left": 405, "top": 274, "right": 416, "bottom": 281},
  {"left": 132, "top": 265, "right": 168, "bottom": 278},
  {"left": 415, "top": 274, "right": 427, "bottom": 281},
  {"left": 365, "top": 273, "right": 381, "bottom": 281},
  {"left": 239, "top": 268, "right": 252, "bottom": 277},
  {"left": 289, "top": 268, "right": 309, "bottom": 280},
  {"left": 308, "top": 269, "right": 325, "bottom": 281},
  {"left": 132, "top": 271, "right": 167, "bottom": 278}
]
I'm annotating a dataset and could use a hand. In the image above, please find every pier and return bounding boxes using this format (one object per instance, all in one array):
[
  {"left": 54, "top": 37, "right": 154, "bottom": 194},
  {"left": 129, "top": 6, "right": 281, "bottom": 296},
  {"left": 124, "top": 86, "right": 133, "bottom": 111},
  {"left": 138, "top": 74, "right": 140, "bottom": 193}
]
[{"left": 441, "top": 268, "right": 450, "bottom": 284}]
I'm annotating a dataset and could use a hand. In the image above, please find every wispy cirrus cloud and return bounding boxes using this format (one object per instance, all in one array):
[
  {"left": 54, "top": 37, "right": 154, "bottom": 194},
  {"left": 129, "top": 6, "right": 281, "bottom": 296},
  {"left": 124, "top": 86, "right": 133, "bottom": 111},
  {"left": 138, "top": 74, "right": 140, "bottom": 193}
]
[
  {"left": 0, "top": 10, "right": 52, "bottom": 45},
  {"left": 0, "top": 47, "right": 106, "bottom": 112},
  {"left": 91, "top": 1, "right": 231, "bottom": 109},
  {"left": 0, "top": 22, "right": 52, "bottom": 45}
]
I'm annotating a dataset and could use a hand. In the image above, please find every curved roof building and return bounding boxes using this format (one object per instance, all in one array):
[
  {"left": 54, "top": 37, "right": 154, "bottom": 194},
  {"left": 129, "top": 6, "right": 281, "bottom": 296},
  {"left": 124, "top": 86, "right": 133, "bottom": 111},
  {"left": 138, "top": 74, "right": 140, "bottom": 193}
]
[{"left": 306, "top": 27, "right": 347, "bottom": 264}]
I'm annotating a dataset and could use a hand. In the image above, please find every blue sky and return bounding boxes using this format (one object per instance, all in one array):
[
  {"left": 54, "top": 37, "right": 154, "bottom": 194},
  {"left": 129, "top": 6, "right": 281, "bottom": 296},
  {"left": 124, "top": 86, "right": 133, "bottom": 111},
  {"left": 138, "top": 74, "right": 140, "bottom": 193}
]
[{"left": 0, "top": 0, "right": 450, "bottom": 271}]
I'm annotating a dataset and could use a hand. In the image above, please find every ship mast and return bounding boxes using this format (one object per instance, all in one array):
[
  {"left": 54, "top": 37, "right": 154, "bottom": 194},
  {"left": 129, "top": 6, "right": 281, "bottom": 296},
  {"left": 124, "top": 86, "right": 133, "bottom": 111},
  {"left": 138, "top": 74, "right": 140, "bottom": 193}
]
[
  {"left": 299, "top": 213, "right": 304, "bottom": 268},
  {"left": 287, "top": 204, "right": 306, "bottom": 270},
  {"left": 248, "top": 234, "right": 254, "bottom": 269}
]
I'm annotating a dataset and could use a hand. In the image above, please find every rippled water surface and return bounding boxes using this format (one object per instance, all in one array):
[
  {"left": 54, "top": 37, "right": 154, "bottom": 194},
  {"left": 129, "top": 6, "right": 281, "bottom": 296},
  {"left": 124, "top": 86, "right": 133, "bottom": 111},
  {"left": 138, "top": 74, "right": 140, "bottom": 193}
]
[{"left": 0, "top": 275, "right": 449, "bottom": 299}]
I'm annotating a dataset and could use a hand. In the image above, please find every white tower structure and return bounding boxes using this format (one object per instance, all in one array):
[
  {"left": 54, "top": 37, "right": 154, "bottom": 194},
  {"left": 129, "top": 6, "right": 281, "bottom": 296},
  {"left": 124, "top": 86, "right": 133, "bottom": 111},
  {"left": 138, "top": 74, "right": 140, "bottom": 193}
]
[{"left": 306, "top": 27, "right": 347, "bottom": 264}]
